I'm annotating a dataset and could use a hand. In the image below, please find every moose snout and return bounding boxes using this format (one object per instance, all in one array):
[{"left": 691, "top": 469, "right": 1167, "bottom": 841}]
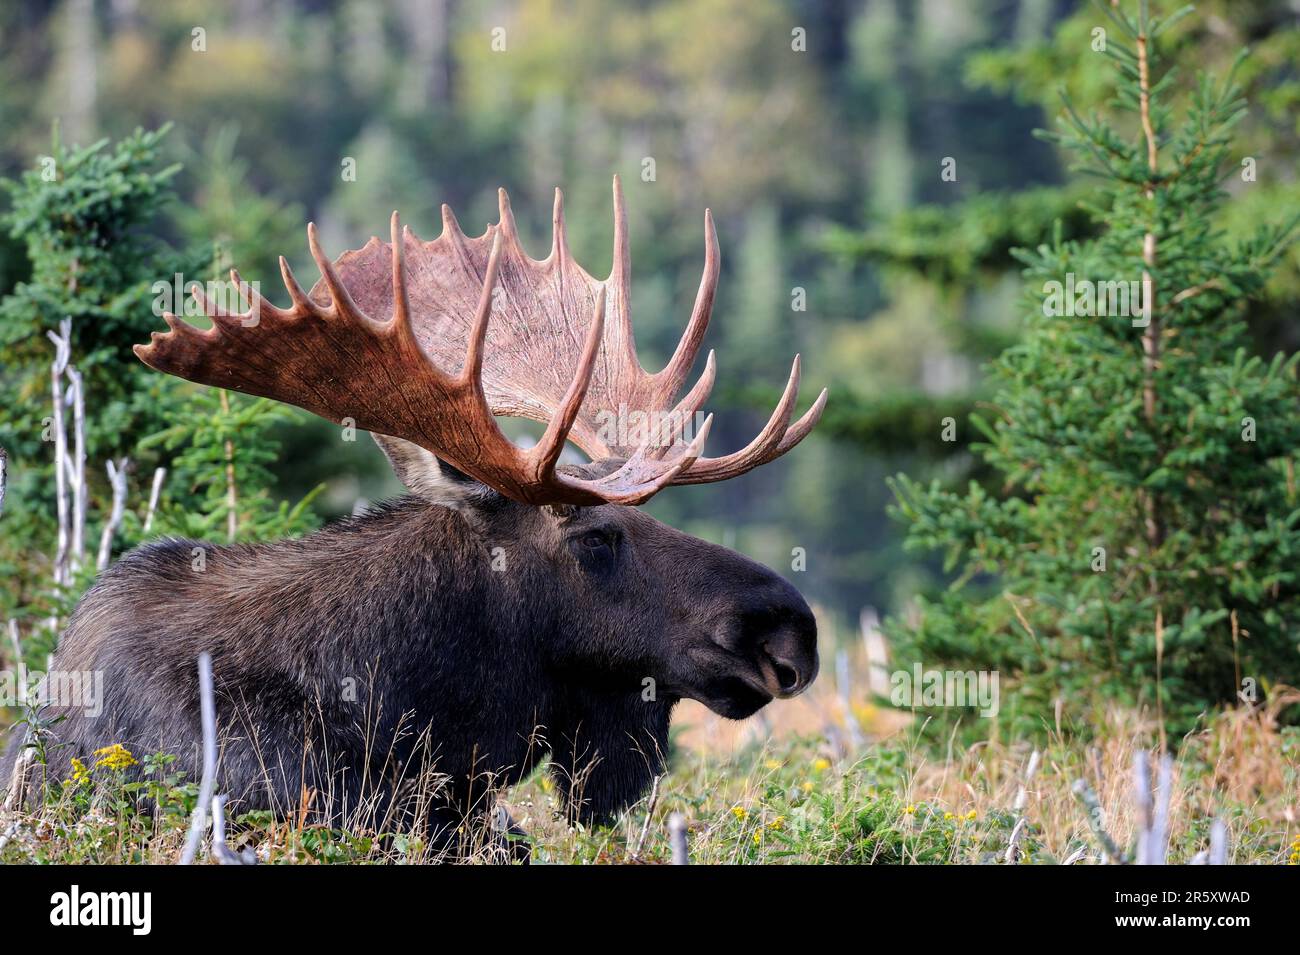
[{"left": 740, "top": 580, "right": 819, "bottom": 700}]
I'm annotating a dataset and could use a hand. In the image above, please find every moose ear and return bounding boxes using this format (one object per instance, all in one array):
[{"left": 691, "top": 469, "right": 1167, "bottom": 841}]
[{"left": 371, "top": 433, "right": 491, "bottom": 508}]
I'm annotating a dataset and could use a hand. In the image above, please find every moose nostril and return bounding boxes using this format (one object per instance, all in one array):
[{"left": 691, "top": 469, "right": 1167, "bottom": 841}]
[{"left": 774, "top": 661, "right": 800, "bottom": 693}]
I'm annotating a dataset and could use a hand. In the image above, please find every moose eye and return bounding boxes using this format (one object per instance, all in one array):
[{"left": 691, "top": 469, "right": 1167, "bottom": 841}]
[
  {"left": 579, "top": 530, "right": 612, "bottom": 550},
  {"left": 570, "top": 528, "right": 620, "bottom": 575}
]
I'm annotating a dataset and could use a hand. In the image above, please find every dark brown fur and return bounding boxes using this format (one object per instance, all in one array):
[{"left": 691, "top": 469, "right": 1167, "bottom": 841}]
[{"left": 3, "top": 463, "right": 818, "bottom": 852}]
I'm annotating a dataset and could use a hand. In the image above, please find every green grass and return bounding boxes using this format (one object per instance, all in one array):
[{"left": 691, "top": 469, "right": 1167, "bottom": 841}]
[{"left": 3, "top": 700, "right": 1297, "bottom": 865}]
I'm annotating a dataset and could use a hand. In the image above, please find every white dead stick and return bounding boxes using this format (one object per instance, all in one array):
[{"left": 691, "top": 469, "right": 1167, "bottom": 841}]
[
  {"left": 1208, "top": 818, "right": 1228, "bottom": 865},
  {"left": 0, "top": 819, "right": 21, "bottom": 854},
  {"left": 211, "top": 794, "right": 255, "bottom": 864},
  {"left": 836, "top": 647, "right": 863, "bottom": 751},
  {"left": 3, "top": 621, "right": 36, "bottom": 818},
  {"left": 631, "top": 774, "right": 662, "bottom": 860},
  {"left": 47, "top": 322, "right": 71, "bottom": 588},
  {"left": 1133, "top": 750, "right": 1153, "bottom": 864},
  {"left": 1004, "top": 748, "right": 1041, "bottom": 864},
  {"left": 180, "top": 652, "right": 217, "bottom": 865},
  {"left": 1149, "top": 753, "right": 1174, "bottom": 864},
  {"left": 211, "top": 794, "right": 234, "bottom": 862},
  {"left": 177, "top": 655, "right": 254, "bottom": 866},
  {"left": 1015, "top": 749, "right": 1041, "bottom": 813},
  {"left": 860, "top": 606, "right": 891, "bottom": 697},
  {"left": 0, "top": 444, "right": 8, "bottom": 517},
  {"left": 2, "top": 731, "right": 33, "bottom": 814},
  {"left": 96, "top": 457, "right": 130, "bottom": 571},
  {"left": 1004, "top": 818, "right": 1028, "bottom": 863},
  {"left": 822, "top": 720, "right": 846, "bottom": 763},
  {"left": 65, "top": 365, "right": 86, "bottom": 571},
  {"left": 143, "top": 467, "right": 167, "bottom": 534},
  {"left": 1072, "top": 777, "right": 1124, "bottom": 863},
  {"left": 7, "top": 620, "right": 24, "bottom": 706},
  {"left": 1131, "top": 750, "right": 1174, "bottom": 864},
  {"left": 668, "top": 811, "right": 689, "bottom": 865}
]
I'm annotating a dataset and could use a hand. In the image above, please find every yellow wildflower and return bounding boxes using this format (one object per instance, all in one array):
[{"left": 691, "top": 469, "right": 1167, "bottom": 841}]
[
  {"left": 767, "top": 816, "right": 786, "bottom": 831},
  {"left": 66, "top": 757, "right": 89, "bottom": 786},
  {"left": 812, "top": 757, "right": 831, "bottom": 773},
  {"left": 731, "top": 805, "right": 748, "bottom": 821},
  {"left": 966, "top": 810, "right": 978, "bottom": 821},
  {"left": 904, "top": 804, "right": 917, "bottom": 815},
  {"left": 752, "top": 830, "right": 762, "bottom": 845},
  {"left": 93, "top": 743, "right": 137, "bottom": 771},
  {"left": 851, "top": 702, "right": 877, "bottom": 722},
  {"left": 943, "top": 811, "right": 955, "bottom": 821},
  {"left": 764, "top": 759, "right": 782, "bottom": 771},
  {"left": 800, "top": 780, "right": 814, "bottom": 793}
]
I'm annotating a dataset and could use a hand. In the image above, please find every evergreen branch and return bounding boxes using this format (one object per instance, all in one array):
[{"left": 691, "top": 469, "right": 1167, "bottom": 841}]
[{"left": 1170, "top": 279, "right": 1223, "bottom": 305}]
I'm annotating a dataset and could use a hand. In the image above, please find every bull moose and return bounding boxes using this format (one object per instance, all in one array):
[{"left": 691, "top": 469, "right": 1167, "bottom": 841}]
[{"left": 4, "top": 178, "right": 825, "bottom": 858}]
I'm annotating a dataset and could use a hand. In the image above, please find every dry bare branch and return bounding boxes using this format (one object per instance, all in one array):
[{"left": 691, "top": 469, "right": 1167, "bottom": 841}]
[
  {"left": 7, "top": 620, "right": 23, "bottom": 706},
  {"left": 1208, "top": 818, "right": 1228, "bottom": 865},
  {"left": 179, "top": 652, "right": 217, "bottom": 865},
  {"left": 47, "top": 321, "right": 71, "bottom": 588},
  {"left": 96, "top": 457, "right": 130, "bottom": 571},
  {"left": 1005, "top": 748, "right": 1041, "bottom": 864},
  {"left": 1072, "top": 777, "right": 1125, "bottom": 863},
  {"left": 632, "top": 773, "right": 662, "bottom": 860},
  {"left": 143, "top": 466, "right": 166, "bottom": 534},
  {"left": 66, "top": 365, "right": 86, "bottom": 570},
  {"left": 1133, "top": 749, "right": 1153, "bottom": 864},
  {"left": 668, "top": 811, "right": 689, "bottom": 865}
]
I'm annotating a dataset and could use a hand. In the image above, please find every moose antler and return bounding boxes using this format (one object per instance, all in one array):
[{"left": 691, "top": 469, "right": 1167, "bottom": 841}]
[{"left": 135, "top": 177, "right": 826, "bottom": 506}]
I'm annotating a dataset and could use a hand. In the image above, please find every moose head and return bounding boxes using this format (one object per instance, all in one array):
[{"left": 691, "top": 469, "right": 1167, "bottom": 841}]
[{"left": 24, "top": 178, "right": 826, "bottom": 852}]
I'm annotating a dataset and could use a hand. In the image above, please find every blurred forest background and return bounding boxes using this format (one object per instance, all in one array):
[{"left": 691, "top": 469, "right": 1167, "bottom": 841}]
[{"left": 1, "top": 0, "right": 1298, "bottom": 729}]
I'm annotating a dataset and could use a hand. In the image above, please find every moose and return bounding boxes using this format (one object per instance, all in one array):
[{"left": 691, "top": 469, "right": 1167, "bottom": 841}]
[{"left": 4, "top": 178, "right": 825, "bottom": 857}]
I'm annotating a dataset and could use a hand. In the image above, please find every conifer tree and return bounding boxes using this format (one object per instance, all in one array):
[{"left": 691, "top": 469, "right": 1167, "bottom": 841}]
[
  {"left": 0, "top": 126, "right": 318, "bottom": 652},
  {"left": 0, "top": 127, "right": 186, "bottom": 619},
  {"left": 889, "top": 1, "right": 1300, "bottom": 733}
]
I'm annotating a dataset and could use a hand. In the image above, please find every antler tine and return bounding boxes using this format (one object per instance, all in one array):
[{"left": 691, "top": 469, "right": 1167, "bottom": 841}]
[
  {"left": 647, "top": 349, "right": 716, "bottom": 461},
  {"left": 390, "top": 211, "right": 412, "bottom": 333},
  {"left": 278, "top": 255, "right": 314, "bottom": 311},
  {"left": 532, "top": 285, "right": 607, "bottom": 476},
  {"left": 675, "top": 384, "right": 827, "bottom": 486},
  {"left": 675, "top": 347, "right": 717, "bottom": 417},
  {"left": 190, "top": 283, "right": 242, "bottom": 331},
  {"left": 550, "top": 187, "right": 568, "bottom": 263},
  {"left": 307, "top": 223, "right": 382, "bottom": 331},
  {"left": 611, "top": 175, "right": 630, "bottom": 288},
  {"left": 655, "top": 208, "right": 719, "bottom": 402},
  {"left": 773, "top": 386, "right": 829, "bottom": 454},
  {"left": 441, "top": 202, "right": 465, "bottom": 238},
  {"left": 608, "top": 175, "right": 640, "bottom": 367},
  {"left": 463, "top": 228, "right": 504, "bottom": 389},
  {"left": 497, "top": 187, "right": 519, "bottom": 242},
  {"left": 562, "top": 413, "right": 715, "bottom": 505},
  {"left": 229, "top": 268, "right": 281, "bottom": 324},
  {"left": 673, "top": 355, "right": 805, "bottom": 484},
  {"left": 622, "top": 412, "right": 713, "bottom": 504},
  {"left": 156, "top": 310, "right": 207, "bottom": 343}
]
